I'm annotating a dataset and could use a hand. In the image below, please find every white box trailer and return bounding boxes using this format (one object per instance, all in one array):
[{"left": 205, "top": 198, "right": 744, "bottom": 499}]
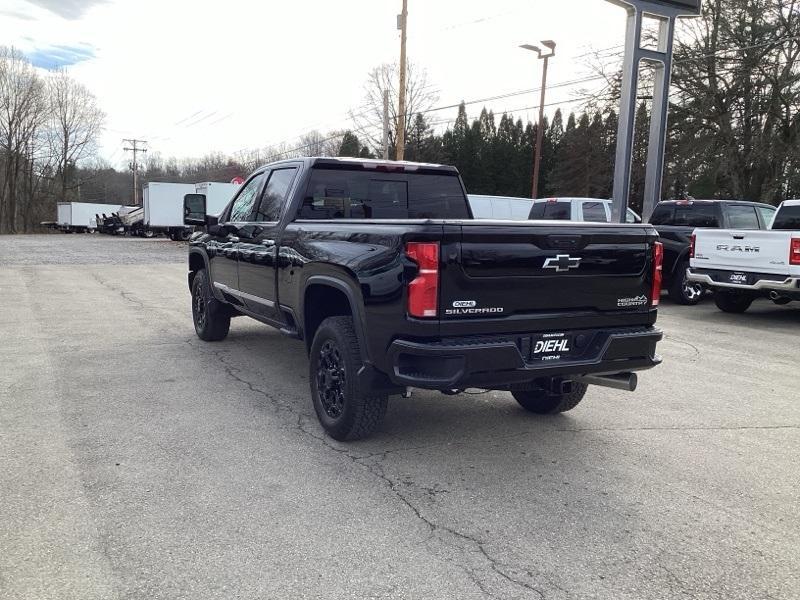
[
  {"left": 142, "top": 182, "right": 196, "bottom": 239},
  {"left": 56, "top": 202, "right": 126, "bottom": 232},
  {"left": 195, "top": 182, "right": 240, "bottom": 217}
]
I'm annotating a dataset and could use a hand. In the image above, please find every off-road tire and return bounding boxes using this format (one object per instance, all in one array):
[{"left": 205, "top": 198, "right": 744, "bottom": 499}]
[
  {"left": 714, "top": 292, "right": 753, "bottom": 314},
  {"left": 512, "top": 382, "right": 588, "bottom": 415},
  {"left": 309, "top": 316, "right": 388, "bottom": 441},
  {"left": 191, "top": 269, "right": 230, "bottom": 341},
  {"left": 668, "top": 260, "right": 703, "bottom": 305}
]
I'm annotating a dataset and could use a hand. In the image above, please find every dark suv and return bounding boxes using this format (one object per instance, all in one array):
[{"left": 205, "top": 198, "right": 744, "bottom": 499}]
[{"left": 649, "top": 200, "right": 777, "bottom": 304}]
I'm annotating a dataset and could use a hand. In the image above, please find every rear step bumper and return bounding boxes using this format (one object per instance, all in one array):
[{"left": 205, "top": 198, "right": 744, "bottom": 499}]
[
  {"left": 687, "top": 268, "right": 800, "bottom": 292},
  {"left": 387, "top": 327, "right": 663, "bottom": 390}
]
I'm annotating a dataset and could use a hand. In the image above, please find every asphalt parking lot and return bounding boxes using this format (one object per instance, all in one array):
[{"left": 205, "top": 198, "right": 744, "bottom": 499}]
[{"left": 1, "top": 234, "right": 798, "bottom": 600}]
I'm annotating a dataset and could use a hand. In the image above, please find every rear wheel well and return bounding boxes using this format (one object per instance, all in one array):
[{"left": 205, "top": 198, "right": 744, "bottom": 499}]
[{"left": 304, "top": 284, "right": 353, "bottom": 351}]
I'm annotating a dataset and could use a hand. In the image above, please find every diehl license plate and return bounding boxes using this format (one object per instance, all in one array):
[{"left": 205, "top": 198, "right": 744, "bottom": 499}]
[
  {"left": 529, "top": 332, "right": 574, "bottom": 362},
  {"left": 728, "top": 272, "right": 749, "bottom": 285}
]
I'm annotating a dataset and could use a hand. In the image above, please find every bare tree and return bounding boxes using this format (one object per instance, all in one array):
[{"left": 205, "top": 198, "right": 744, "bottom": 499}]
[
  {"left": 351, "top": 61, "right": 439, "bottom": 157},
  {"left": 0, "top": 47, "right": 49, "bottom": 233},
  {"left": 47, "top": 69, "right": 105, "bottom": 202},
  {"left": 296, "top": 130, "right": 329, "bottom": 157}
]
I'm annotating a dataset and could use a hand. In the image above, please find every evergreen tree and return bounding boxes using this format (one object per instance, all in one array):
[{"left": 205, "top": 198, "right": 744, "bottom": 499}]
[{"left": 338, "top": 131, "right": 361, "bottom": 157}]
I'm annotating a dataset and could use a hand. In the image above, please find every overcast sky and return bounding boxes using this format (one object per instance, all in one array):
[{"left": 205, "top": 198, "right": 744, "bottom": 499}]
[{"left": 2, "top": 0, "right": 631, "bottom": 168}]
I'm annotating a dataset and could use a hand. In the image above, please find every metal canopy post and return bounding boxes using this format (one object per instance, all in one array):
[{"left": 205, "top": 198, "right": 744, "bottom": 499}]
[{"left": 606, "top": 0, "right": 701, "bottom": 223}]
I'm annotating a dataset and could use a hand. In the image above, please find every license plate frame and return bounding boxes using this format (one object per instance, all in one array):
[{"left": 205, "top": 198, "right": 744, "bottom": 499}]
[
  {"left": 526, "top": 332, "right": 575, "bottom": 363},
  {"left": 728, "top": 272, "right": 750, "bottom": 285}
]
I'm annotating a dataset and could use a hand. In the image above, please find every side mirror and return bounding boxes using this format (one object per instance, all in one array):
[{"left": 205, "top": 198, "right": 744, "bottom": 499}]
[{"left": 184, "top": 194, "right": 207, "bottom": 226}]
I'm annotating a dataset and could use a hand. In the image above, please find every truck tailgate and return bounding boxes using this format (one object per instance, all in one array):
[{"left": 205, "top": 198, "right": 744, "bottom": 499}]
[
  {"left": 693, "top": 229, "right": 792, "bottom": 275},
  {"left": 438, "top": 222, "right": 657, "bottom": 334}
]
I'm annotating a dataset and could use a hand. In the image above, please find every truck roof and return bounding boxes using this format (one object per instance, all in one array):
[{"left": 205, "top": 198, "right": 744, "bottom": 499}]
[
  {"left": 259, "top": 156, "right": 459, "bottom": 174},
  {"left": 658, "top": 199, "right": 775, "bottom": 208},
  {"left": 780, "top": 199, "right": 800, "bottom": 207}
]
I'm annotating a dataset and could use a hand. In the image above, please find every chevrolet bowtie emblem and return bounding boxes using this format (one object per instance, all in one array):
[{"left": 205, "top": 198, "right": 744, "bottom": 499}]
[{"left": 543, "top": 254, "right": 582, "bottom": 272}]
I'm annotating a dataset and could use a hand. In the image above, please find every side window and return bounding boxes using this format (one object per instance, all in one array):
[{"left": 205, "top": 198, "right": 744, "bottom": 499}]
[
  {"left": 756, "top": 206, "right": 776, "bottom": 228},
  {"left": 726, "top": 205, "right": 759, "bottom": 229},
  {"left": 626, "top": 209, "right": 641, "bottom": 223},
  {"left": 255, "top": 167, "right": 298, "bottom": 222},
  {"left": 528, "top": 202, "right": 546, "bottom": 219},
  {"left": 649, "top": 204, "right": 674, "bottom": 225},
  {"left": 542, "top": 201, "right": 571, "bottom": 220},
  {"left": 582, "top": 201, "right": 609, "bottom": 222},
  {"left": 228, "top": 174, "right": 265, "bottom": 222}
]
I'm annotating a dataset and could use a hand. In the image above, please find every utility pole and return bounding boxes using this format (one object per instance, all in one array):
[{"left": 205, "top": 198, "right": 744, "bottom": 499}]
[
  {"left": 396, "top": 0, "right": 408, "bottom": 161},
  {"left": 123, "top": 139, "right": 148, "bottom": 205},
  {"left": 520, "top": 41, "right": 556, "bottom": 199},
  {"left": 383, "top": 89, "right": 390, "bottom": 160}
]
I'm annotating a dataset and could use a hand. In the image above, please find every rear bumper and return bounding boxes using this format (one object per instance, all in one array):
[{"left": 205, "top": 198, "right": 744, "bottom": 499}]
[
  {"left": 386, "top": 326, "right": 663, "bottom": 390},
  {"left": 687, "top": 268, "right": 800, "bottom": 293}
]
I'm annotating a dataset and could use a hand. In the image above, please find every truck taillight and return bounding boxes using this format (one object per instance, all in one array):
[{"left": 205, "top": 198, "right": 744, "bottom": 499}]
[
  {"left": 406, "top": 242, "right": 440, "bottom": 318},
  {"left": 651, "top": 242, "right": 664, "bottom": 307},
  {"left": 791, "top": 238, "right": 800, "bottom": 266},
  {"left": 689, "top": 233, "right": 696, "bottom": 259}
]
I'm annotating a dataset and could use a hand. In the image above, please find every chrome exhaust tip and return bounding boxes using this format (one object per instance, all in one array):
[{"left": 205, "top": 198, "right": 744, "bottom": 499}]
[{"left": 573, "top": 372, "right": 638, "bottom": 392}]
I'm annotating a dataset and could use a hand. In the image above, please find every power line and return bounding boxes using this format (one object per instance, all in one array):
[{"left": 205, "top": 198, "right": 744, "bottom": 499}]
[{"left": 187, "top": 33, "right": 800, "bottom": 170}]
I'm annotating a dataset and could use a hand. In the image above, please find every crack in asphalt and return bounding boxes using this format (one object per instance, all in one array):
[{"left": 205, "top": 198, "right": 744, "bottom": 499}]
[
  {"left": 197, "top": 344, "right": 552, "bottom": 599},
  {"left": 91, "top": 273, "right": 147, "bottom": 309},
  {"left": 663, "top": 333, "right": 702, "bottom": 363},
  {"left": 187, "top": 341, "right": 796, "bottom": 599}
]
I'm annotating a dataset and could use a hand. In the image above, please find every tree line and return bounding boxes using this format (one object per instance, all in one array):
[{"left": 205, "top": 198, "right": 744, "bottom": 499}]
[
  {"left": 0, "top": 47, "right": 104, "bottom": 233},
  {"left": 2, "top": 0, "right": 799, "bottom": 232}
]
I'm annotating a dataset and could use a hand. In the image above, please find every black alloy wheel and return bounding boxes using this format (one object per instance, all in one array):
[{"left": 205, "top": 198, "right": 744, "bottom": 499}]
[
  {"left": 316, "top": 340, "right": 347, "bottom": 419},
  {"left": 192, "top": 280, "right": 207, "bottom": 331}
]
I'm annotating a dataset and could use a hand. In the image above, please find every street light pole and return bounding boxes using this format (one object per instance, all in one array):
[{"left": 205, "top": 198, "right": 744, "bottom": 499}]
[{"left": 521, "top": 41, "right": 556, "bottom": 199}]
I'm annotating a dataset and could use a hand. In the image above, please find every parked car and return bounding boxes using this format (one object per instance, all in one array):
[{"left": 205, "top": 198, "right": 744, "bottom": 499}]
[
  {"left": 688, "top": 200, "right": 800, "bottom": 313},
  {"left": 528, "top": 197, "right": 642, "bottom": 224},
  {"left": 182, "top": 157, "right": 664, "bottom": 441},
  {"left": 648, "top": 200, "right": 777, "bottom": 305}
]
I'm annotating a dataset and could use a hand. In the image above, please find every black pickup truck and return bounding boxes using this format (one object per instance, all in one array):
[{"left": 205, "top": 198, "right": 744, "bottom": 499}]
[
  {"left": 649, "top": 200, "right": 776, "bottom": 305},
  {"left": 183, "top": 158, "right": 664, "bottom": 440}
]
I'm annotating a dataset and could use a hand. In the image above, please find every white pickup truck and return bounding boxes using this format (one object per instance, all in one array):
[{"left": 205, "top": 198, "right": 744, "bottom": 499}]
[{"left": 687, "top": 200, "right": 800, "bottom": 312}]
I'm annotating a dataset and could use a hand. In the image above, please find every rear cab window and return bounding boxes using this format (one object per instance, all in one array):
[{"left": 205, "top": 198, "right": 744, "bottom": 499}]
[
  {"left": 297, "top": 165, "right": 470, "bottom": 220},
  {"left": 649, "top": 204, "right": 675, "bottom": 225},
  {"left": 673, "top": 203, "right": 720, "bottom": 227},
  {"left": 529, "top": 200, "right": 571, "bottom": 220},
  {"left": 772, "top": 205, "right": 800, "bottom": 230}
]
